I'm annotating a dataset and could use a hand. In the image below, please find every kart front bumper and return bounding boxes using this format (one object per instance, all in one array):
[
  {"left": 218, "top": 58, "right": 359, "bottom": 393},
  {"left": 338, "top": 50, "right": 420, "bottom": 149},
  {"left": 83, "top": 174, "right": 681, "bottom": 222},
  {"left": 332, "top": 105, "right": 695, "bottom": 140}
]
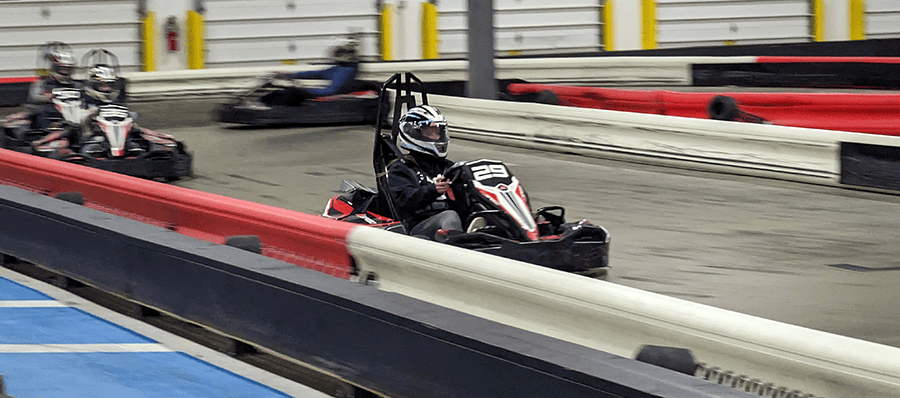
[
  {"left": 74, "top": 151, "right": 193, "bottom": 180},
  {"left": 446, "top": 222, "right": 611, "bottom": 277}
]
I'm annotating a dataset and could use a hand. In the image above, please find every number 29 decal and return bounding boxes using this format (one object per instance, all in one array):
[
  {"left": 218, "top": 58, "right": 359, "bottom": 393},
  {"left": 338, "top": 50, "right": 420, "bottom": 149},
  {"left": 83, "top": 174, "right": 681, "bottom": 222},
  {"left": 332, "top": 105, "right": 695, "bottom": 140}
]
[{"left": 471, "top": 164, "right": 509, "bottom": 181}]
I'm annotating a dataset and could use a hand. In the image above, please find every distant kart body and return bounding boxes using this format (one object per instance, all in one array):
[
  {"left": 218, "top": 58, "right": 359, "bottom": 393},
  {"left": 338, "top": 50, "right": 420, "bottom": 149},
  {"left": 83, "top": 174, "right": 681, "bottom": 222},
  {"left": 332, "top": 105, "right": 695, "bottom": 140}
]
[
  {"left": 2, "top": 95, "right": 193, "bottom": 181},
  {"left": 3, "top": 47, "right": 192, "bottom": 181},
  {"left": 215, "top": 75, "right": 389, "bottom": 126},
  {"left": 1, "top": 87, "right": 85, "bottom": 151},
  {"left": 322, "top": 72, "right": 610, "bottom": 278}
]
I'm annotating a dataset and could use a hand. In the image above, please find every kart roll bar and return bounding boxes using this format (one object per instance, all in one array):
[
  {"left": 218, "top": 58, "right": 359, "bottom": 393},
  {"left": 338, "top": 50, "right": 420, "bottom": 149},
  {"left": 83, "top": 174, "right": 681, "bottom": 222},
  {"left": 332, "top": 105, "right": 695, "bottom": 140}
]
[{"left": 373, "top": 72, "right": 428, "bottom": 224}]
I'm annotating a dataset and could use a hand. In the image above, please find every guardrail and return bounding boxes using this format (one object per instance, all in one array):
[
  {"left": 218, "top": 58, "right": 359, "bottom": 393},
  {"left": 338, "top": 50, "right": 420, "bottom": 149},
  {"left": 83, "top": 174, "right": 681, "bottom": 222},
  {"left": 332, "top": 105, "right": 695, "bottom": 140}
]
[
  {"left": 428, "top": 93, "right": 900, "bottom": 191},
  {"left": 347, "top": 226, "right": 900, "bottom": 398},
  {"left": 0, "top": 170, "right": 755, "bottom": 398},
  {"left": 0, "top": 149, "right": 354, "bottom": 278},
  {"left": 508, "top": 84, "right": 900, "bottom": 136}
]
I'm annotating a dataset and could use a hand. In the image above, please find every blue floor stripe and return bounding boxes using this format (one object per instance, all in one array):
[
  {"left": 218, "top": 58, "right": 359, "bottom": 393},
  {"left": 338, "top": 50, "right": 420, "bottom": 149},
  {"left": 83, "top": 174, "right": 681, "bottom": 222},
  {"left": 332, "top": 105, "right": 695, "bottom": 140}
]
[
  {"left": 0, "top": 307, "right": 155, "bottom": 345},
  {"left": 0, "top": 352, "right": 295, "bottom": 398},
  {"left": 0, "top": 277, "right": 53, "bottom": 301}
]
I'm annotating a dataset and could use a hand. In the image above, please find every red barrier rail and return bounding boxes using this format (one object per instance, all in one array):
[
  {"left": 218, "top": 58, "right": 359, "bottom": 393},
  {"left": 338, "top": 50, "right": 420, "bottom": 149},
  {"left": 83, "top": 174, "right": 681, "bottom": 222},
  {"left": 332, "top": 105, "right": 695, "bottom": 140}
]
[
  {"left": 0, "top": 77, "right": 38, "bottom": 84},
  {"left": 508, "top": 83, "right": 900, "bottom": 136},
  {"left": 0, "top": 149, "right": 355, "bottom": 278},
  {"left": 755, "top": 56, "right": 900, "bottom": 64}
]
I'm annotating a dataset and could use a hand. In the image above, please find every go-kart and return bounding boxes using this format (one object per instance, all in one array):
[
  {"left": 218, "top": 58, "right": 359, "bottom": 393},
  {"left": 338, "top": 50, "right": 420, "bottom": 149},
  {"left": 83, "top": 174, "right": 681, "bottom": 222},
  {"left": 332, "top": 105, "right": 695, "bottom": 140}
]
[
  {"left": 27, "top": 101, "right": 193, "bottom": 181},
  {"left": 2, "top": 88, "right": 192, "bottom": 181},
  {"left": 323, "top": 72, "right": 610, "bottom": 277},
  {"left": 3, "top": 49, "right": 192, "bottom": 181},
  {"left": 1, "top": 86, "right": 84, "bottom": 151},
  {"left": 214, "top": 73, "right": 390, "bottom": 126}
]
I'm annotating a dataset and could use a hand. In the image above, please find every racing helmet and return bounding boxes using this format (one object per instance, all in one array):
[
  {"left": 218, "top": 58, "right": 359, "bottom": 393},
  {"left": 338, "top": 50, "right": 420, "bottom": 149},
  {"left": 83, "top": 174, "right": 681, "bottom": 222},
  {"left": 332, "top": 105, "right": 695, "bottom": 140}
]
[
  {"left": 397, "top": 105, "right": 449, "bottom": 158},
  {"left": 47, "top": 49, "right": 76, "bottom": 83},
  {"left": 331, "top": 38, "right": 360, "bottom": 64},
  {"left": 85, "top": 65, "right": 120, "bottom": 103}
]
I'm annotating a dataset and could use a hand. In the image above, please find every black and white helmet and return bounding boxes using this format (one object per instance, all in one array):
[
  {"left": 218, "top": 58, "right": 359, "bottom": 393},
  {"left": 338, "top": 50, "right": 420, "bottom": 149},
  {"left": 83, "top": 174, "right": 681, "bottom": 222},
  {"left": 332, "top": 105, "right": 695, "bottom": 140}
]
[
  {"left": 47, "top": 49, "right": 75, "bottom": 83},
  {"left": 85, "top": 65, "right": 120, "bottom": 103},
  {"left": 398, "top": 105, "right": 449, "bottom": 158},
  {"left": 331, "top": 38, "right": 360, "bottom": 64}
]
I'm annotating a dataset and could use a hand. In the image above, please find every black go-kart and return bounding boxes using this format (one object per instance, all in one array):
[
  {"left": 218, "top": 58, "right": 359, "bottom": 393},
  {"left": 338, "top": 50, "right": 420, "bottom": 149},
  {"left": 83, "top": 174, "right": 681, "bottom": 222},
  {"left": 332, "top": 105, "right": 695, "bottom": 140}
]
[
  {"left": 214, "top": 73, "right": 390, "bottom": 126},
  {"left": 2, "top": 49, "right": 192, "bottom": 181},
  {"left": 323, "top": 72, "right": 610, "bottom": 278},
  {"left": 3, "top": 95, "right": 193, "bottom": 181}
]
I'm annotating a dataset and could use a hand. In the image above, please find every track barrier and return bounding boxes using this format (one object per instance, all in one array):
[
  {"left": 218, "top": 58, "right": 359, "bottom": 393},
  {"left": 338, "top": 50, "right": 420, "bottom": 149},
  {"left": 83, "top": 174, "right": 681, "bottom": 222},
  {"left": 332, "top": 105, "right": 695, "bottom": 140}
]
[{"left": 507, "top": 84, "right": 900, "bottom": 136}]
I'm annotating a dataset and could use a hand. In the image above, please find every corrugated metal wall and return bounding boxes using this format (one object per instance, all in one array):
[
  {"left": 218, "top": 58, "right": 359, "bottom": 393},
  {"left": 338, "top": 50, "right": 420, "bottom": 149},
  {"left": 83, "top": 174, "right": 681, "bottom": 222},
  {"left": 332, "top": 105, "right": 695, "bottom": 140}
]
[
  {"left": 202, "top": 0, "right": 381, "bottom": 68},
  {"left": 655, "top": 0, "right": 812, "bottom": 48},
  {"left": 0, "top": 0, "right": 141, "bottom": 78},
  {"left": 437, "top": 0, "right": 605, "bottom": 59},
  {"left": 866, "top": 0, "right": 900, "bottom": 39}
]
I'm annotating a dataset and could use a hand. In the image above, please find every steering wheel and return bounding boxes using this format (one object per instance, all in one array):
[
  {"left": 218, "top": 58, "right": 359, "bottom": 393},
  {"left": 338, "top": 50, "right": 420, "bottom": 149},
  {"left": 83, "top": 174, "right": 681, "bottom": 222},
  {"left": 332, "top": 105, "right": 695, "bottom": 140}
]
[{"left": 442, "top": 160, "right": 467, "bottom": 184}]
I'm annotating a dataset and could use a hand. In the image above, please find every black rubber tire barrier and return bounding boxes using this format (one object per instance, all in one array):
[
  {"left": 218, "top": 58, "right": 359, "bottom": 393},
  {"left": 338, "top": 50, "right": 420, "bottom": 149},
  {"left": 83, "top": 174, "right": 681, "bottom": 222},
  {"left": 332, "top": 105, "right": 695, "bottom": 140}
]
[
  {"left": 635, "top": 345, "right": 697, "bottom": 376},
  {"left": 54, "top": 191, "right": 84, "bottom": 206},
  {"left": 224, "top": 235, "right": 262, "bottom": 254},
  {"left": 708, "top": 95, "right": 740, "bottom": 121}
]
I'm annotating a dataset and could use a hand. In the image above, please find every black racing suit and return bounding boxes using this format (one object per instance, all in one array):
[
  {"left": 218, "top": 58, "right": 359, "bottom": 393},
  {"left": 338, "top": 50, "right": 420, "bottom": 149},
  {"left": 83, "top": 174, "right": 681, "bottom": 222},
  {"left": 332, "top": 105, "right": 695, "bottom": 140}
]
[
  {"left": 26, "top": 78, "right": 81, "bottom": 130},
  {"left": 387, "top": 152, "right": 460, "bottom": 237}
]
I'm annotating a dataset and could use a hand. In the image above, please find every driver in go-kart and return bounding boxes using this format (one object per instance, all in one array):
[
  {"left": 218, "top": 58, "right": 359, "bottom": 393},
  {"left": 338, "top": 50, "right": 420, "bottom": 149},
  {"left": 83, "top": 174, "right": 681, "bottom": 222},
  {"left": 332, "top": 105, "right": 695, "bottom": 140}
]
[
  {"left": 30, "top": 64, "right": 122, "bottom": 153},
  {"left": 388, "top": 105, "right": 466, "bottom": 240},
  {"left": 262, "top": 37, "right": 361, "bottom": 106},
  {"left": 27, "top": 45, "right": 79, "bottom": 130}
]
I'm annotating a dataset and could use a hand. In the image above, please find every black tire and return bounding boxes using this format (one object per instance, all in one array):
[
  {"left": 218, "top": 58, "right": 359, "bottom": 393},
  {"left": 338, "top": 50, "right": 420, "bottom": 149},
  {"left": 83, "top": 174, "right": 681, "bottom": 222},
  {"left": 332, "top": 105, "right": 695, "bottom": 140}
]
[
  {"left": 224, "top": 235, "right": 262, "bottom": 254},
  {"left": 708, "top": 95, "right": 740, "bottom": 121},
  {"left": 535, "top": 90, "right": 560, "bottom": 105},
  {"left": 635, "top": 345, "right": 697, "bottom": 376}
]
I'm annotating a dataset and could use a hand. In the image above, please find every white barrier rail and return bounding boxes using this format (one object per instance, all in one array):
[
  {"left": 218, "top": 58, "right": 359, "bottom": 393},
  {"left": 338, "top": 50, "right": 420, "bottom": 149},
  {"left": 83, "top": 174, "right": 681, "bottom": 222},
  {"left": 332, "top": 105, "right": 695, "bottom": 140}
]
[
  {"left": 347, "top": 226, "right": 900, "bottom": 398},
  {"left": 429, "top": 94, "right": 900, "bottom": 187}
]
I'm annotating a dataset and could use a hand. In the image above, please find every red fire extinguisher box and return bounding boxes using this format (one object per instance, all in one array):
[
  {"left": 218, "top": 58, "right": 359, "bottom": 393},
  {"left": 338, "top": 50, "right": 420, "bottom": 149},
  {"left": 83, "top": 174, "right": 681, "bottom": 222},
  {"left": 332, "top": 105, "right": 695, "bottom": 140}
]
[{"left": 165, "top": 16, "right": 179, "bottom": 52}]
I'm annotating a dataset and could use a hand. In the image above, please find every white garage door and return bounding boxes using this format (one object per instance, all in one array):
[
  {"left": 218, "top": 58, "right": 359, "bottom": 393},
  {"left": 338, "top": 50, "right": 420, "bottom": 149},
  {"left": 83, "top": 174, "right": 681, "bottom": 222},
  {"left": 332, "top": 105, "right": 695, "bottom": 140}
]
[
  {"left": 203, "top": 0, "right": 381, "bottom": 68},
  {"left": 0, "top": 0, "right": 141, "bottom": 78},
  {"left": 656, "top": 0, "right": 812, "bottom": 48},
  {"left": 437, "top": 0, "right": 605, "bottom": 59},
  {"left": 866, "top": 0, "right": 900, "bottom": 39}
]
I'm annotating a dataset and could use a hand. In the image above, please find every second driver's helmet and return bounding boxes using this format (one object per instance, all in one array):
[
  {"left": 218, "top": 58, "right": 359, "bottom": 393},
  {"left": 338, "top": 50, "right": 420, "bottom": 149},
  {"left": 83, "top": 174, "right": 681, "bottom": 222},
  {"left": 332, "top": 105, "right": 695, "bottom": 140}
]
[
  {"left": 47, "top": 49, "right": 76, "bottom": 84},
  {"left": 398, "top": 105, "right": 449, "bottom": 158},
  {"left": 331, "top": 38, "right": 359, "bottom": 64},
  {"left": 85, "top": 65, "right": 120, "bottom": 103}
]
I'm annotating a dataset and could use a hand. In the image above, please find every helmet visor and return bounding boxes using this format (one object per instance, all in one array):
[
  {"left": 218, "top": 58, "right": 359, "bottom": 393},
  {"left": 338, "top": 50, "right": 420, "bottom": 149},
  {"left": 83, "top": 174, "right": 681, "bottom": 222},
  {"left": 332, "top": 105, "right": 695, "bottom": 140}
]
[
  {"left": 97, "top": 81, "right": 114, "bottom": 93},
  {"left": 414, "top": 121, "right": 448, "bottom": 142}
]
